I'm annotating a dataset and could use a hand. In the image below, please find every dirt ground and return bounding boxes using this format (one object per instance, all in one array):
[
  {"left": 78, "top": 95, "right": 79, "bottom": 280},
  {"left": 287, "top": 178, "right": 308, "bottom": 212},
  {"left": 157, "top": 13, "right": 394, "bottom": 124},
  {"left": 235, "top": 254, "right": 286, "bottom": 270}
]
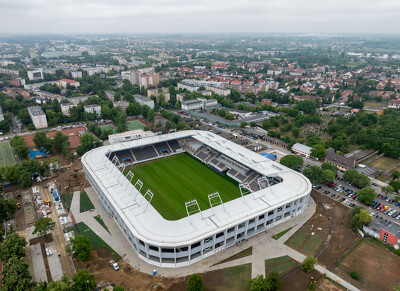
[
  {"left": 311, "top": 191, "right": 360, "bottom": 269},
  {"left": 281, "top": 269, "right": 322, "bottom": 291},
  {"left": 317, "top": 278, "right": 346, "bottom": 291},
  {"left": 75, "top": 249, "right": 186, "bottom": 291},
  {"left": 340, "top": 240, "right": 400, "bottom": 291},
  {"left": 368, "top": 156, "right": 400, "bottom": 172}
]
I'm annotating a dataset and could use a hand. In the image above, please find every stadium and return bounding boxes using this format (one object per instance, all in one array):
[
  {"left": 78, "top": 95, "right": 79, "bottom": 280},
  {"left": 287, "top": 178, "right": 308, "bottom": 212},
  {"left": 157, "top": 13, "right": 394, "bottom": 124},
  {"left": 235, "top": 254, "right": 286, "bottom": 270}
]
[{"left": 82, "top": 130, "right": 311, "bottom": 268}]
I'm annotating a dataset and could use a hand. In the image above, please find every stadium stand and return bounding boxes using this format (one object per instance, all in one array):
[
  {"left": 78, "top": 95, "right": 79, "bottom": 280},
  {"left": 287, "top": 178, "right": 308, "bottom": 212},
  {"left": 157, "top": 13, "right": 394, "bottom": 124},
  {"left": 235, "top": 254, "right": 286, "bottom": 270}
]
[
  {"left": 228, "top": 169, "right": 238, "bottom": 177},
  {"left": 131, "top": 146, "right": 158, "bottom": 162},
  {"left": 167, "top": 140, "right": 182, "bottom": 152},
  {"left": 115, "top": 149, "right": 135, "bottom": 163},
  {"left": 154, "top": 142, "right": 171, "bottom": 155}
]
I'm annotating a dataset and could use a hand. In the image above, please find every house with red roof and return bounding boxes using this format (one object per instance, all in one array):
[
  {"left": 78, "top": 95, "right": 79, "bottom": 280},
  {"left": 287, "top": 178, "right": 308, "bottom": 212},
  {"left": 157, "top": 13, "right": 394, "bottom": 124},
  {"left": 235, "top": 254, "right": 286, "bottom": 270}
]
[{"left": 59, "top": 79, "right": 80, "bottom": 89}]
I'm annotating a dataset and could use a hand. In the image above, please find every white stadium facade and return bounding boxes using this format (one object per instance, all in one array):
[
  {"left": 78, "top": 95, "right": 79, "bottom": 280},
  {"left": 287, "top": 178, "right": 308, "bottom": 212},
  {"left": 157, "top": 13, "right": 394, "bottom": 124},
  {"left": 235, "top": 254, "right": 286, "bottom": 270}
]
[{"left": 82, "top": 130, "right": 311, "bottom": 268}]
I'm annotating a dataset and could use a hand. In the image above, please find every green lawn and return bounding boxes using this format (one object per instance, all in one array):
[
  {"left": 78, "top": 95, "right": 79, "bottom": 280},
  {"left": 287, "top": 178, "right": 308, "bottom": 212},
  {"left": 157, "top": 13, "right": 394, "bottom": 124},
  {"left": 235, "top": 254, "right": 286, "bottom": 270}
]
[
  {"left": 0, "top": 142, "right": 17, "bottom": 166},
  {"left": 215, "top": 248, "right": 252, "bottom": 266},
  {"left": 76, "top": 222, "right": 121, "bottom": 261},
  {"left": 265, "top": 256, "right": 298, "bottom": 276},
  {"left": 100, "top": 124, "right": 116, "bottom": 133},
  {"left": 63, "top": 193, "right": 73, "bottom": 209},
  {"left": 126, "top": 120, "right": 145, "bottom": 131},
  {"left": 272, "top": 226, "right": 294, "bottom": 240},
  {"left": 285, "top": 230, "right": 325, "bottom": 256},
  {"left": 126, "top": 153, "right": 241, "bottom": 220},
  {"left": 94, "top": 215, "right": 109, "bottom": 233},
  {"left": 208, "top": 264, "right": 251, "bottom": 291},
  {"left": 80, "top": 192, "right": 95, "bottom": 213}
]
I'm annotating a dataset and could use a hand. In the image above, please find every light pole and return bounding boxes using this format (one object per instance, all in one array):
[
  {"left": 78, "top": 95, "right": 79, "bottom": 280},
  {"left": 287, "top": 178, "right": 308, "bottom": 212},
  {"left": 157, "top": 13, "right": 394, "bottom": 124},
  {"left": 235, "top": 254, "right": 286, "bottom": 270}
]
[{"left": 86, "top": 280, "right": 89, "bottom": 291}]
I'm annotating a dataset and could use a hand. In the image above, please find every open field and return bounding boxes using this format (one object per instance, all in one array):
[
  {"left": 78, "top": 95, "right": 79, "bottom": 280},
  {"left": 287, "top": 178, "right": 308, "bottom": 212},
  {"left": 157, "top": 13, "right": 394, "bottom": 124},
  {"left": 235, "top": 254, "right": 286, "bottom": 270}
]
[
  {"left": 100, "top": 124, "right": 116, "bottom": 133},
  {"left": 126, "top": 120, "right": 145, "bottom": 131},
  {"left": 339, "top": 239, "right": 400, "bottom": 291},
  {"left": 127, "top": 153, "right": 240, "bottom": 220},
  {"left": 368, "top": 156, "right": 400, "bottom": 172},
  {"left": 0, "top": 141, "right": 17, "bottom": 166},
  {"left": 265, "top": 256, "right": 298, "bottom": 275},
  {"left": 285, "top": 202, "right": 328, "bottom": 256}
]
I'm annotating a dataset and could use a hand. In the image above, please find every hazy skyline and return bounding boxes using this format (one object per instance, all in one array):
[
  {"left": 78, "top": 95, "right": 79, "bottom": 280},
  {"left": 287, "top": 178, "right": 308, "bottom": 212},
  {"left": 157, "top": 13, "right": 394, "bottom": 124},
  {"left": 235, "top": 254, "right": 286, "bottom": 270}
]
[{"left": 1, "top": 0, "right": 400, "bottom": 34}]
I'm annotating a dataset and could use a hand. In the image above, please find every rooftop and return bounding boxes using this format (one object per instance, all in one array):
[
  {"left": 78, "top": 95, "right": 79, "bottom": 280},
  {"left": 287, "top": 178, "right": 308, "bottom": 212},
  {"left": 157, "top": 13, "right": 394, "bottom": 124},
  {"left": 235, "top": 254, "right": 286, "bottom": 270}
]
[
  {"left": 28, "top": 106, "right": 45, "bottom": 116},
  {"left": 82, "top": 130, "right": 311, "bottom": 246}
]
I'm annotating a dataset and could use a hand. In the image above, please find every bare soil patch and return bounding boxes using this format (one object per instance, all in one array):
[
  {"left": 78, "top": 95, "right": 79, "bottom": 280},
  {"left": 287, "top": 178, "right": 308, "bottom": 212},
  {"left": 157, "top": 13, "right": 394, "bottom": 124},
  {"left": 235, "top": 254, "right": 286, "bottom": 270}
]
[{"left": 281, "top": 269, "right": 322, "bottom": 291}]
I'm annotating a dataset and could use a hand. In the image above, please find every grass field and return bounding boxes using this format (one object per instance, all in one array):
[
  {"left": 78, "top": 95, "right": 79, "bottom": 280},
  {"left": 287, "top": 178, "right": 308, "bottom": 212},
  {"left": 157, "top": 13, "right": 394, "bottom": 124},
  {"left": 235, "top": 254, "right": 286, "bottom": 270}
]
[
  {"left": 265, "top": 256, "right": 298, "bottom": 275},
  {"left": 368, "top": 156, "right": 400, "bottom": 172},
  {"left": 100, "top": 124, "right": 116, "bottom": 133},
  {"left": 206, "top": 263, "right": 251, "bottom": 291},
  {"left": 215, "top": 247, "right": 252, "bottom": 266},
  {"left": 272, "top": 227, "right": 294, "bottom": 240},
  {"left": 63, "top": 193, "right": 73, "bottom": 209},
  {"left": 0, "top": 142, "right": 17, "bottom": 166},
  {"left": 76, "top": 222, "right": 121, "bottom": 261},
  {"left": 80, "top": 192, "right": 95, "bottom": 212},
  {"left": 364, "top": 102, "right": 387, "bottom": 110},
  {"left": 126, "top": 120, "right": 145, "bottom": 131},
  {"left": 285, "top": 230, "right": 325, "bottom": 256},
  {"left": 126, "top": 153, "right": 240, "bottom": 220}
]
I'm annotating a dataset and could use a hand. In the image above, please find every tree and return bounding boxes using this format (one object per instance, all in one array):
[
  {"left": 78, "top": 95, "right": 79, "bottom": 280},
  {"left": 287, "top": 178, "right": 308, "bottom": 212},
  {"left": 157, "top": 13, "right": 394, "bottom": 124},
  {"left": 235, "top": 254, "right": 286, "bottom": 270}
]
[
  {"left": 33, "top": 217, "right": 54, "bottom": 238},
  {"left": 187, "top": 274, "right": 205, "bottom": 291},
  {"left": 357, "top": 187, "right": 376, "bottom": 205},
  {"left": 247, "top": 275, "right": 267, "bottom": 291},
  {"left": 265, "top": 271, "right": 281, "bottom": 291},
  {"left": 72, "top": 269, "right": 96, "bottom": 291},
  {"left": 389, "top": 180, "right": 400, "bottom": 192},
  {"left": 310, "top": 145, "right": 326, "bottom": 160},
  {"left": 1, "top": 256, "right": 33, "bottom": 290},
  {"left": 350, "top": 207, "right": 373, "bottom": 230},
  {"left": 321, "top": 162, "right": 338, "bottom": 174},
  {"left": 303, "top": 166, "right": 323, "bottom": 185},
  {"left": 10, "top": 136, "right": 29, "bottom": 160},
  {"left": 382, "top": 185, "right": 394, "bottom": 195},
  {"left": 20, "top": 170, "right": 32, "bottom": 188},
  {"left": 53, "top": 131, "right": 69, "bottom": 154},
  {"left": 47, "top": 274, "right": 72, "bottom": 291},
  {"left": 322, "top": 169, "right": 335, "bottom": 183},
  {"left": 114, "top": 286, "right": 125, "bottom": 291},
  {"left": 301, "top": 256, "right": 316, "bottom": 272},
  {"left": 67, "top": 236, "right": 92, "bottom": 262},
  {"left": 280, "top": 155, "right": 303, "bottom": 170},
  {"left": 33, "top": 131, "right": 53, "bottom": 153},
  {"left": 0, "top": 196, "right": 17, "bottom": 223},
  {"left": 76, "top": 133, "right": 102, "bottom": 156},
  {"left": 0, "top": 233, "right": 27, "bottom": 262},
  {"left": 391, "top": 170, "right": 400, "bottom": 180}
]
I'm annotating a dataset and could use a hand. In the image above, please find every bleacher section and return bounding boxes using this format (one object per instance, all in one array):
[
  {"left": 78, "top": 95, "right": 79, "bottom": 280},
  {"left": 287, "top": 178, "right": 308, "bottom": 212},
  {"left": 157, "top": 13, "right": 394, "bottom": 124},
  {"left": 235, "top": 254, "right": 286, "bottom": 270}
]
[
  {"left": 114, "top": 149, "right": 135, "bottom": 163},
  {"left": 131, "top": 146, "right": 158, "bottom": 162},
  {"left": 167, "top": 140, "right": 182, "bottom": 152},
  {"left": 154, "top": 142, "right": 171, "bottom": 155},
  {"left": 227, "top": 169, "right": 238, "bottom": 177}
]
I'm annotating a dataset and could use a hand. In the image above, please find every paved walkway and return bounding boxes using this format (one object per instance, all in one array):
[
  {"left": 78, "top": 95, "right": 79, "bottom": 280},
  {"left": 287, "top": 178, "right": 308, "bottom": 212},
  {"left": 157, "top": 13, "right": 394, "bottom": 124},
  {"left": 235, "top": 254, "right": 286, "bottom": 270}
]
[{"left": 69, "top": 187, "right": 360, "bottom": 291}]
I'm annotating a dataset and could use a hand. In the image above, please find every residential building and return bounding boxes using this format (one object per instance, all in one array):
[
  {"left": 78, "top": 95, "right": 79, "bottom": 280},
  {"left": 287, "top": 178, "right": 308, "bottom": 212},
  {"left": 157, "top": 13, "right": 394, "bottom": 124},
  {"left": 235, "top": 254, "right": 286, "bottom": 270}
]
[
  {"left": 388, "top": 99, "right": 400, "bottom": 109},
  {"left": 84, "top": 105, "right": 101, "bottom": 117},
  {"left": 206, "top": 86, "right": 230, "bottom": 96},
  {"left": 181, "top": 99, "right": 203, "bottom": 110},
  {"left": 178, "top": 82, "right": 199, "bottom": 92},
  {"left": 27, "top": 70, "right": 44, "bottom": 81},
  {"left": 240, "top": 128, "right": 266, "bottom": 139},
  {"left": 324, "top": 148, "right": 357, "bottom": 171},
  {"left": 71, "top": 71, "right": 83, "bottom": 78},
  {"left": 113, "top": 101, "right": 129, "bottom": 113},
  {"left": 33, "top": 91, "right": 62, "bottom": 101},
  {"left": 122, "top": 67, "right": 159, "bottom": 89},
  {"left": 28, "top": 106, "right": 48, "bottom": 129},
  {"left": 134, "top": 94, "right": 154, "bottom": 109},
  {"left": 59, "top": 79, "right": 80, "bottom": 89},
  {"left": 198, "top": 98, "right": 218, "bottom": 110},
  {"left": 2, "top": 87, "right": 30, "bottom": 99},
  {"left": 105, "top": 91, "right": 115, "bottom": 102},
  {"left": 291, "top": 143, "right": 312, "bottom": 158},
  {"left": 0, "top": 67, "right": 19, "bottom": 76},
  {"left": 147, "top": 87, "right": 170, "bottom": 102},
  {"left": 61, "top": 103, "right": 75, "bottom": 116},
  {"left": 9, "top": 78, "right": 25, "bottom": 87}
]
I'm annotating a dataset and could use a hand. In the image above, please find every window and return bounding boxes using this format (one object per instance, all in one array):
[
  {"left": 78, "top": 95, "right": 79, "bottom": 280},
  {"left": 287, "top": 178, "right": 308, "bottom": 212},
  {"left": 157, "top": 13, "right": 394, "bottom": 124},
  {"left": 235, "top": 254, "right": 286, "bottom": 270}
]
[
  {"left": 191, "top": 242, "right": 200, "bottom": 249},
  {"left": 258, "top": 214, "right": 265, "bottom": 220},
  {"left": 149, "top": 245, "right": 158, "bottom": 252},
  {"left": 216, "top": 232, "right": 224, "bottom": 238},
  {"left": 277, "top": 207, "right": 282, "bottom": 213},
  {"left": 268, "top": 211, "right": 274, "bottom": 216},
  {"left": 383, "top": 233, "right": 388, "bottom": 243}
]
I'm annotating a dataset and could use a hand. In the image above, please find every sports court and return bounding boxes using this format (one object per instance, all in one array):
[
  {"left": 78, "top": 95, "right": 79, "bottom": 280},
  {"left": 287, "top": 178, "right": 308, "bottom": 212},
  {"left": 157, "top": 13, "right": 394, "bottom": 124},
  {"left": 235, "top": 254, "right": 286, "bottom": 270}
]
[
  {"left": 126, "top": 120, "right": 145, "bottom": 131},
  {"left": 0, "top": 141, "right": 17, "bottom": 166},
  {"left": 126, "top": 153, "right": 240, "bottom": 220}
]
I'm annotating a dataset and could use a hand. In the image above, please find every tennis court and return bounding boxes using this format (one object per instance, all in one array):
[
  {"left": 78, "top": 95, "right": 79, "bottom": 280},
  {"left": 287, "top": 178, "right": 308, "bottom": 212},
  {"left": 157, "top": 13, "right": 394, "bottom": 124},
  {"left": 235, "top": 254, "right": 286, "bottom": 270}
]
[
  {"left": 126, "top": 120, "right": 145, "bottom": 131},
  {"left": 0, "top": 141, "right": 17, "bottom": 166}
]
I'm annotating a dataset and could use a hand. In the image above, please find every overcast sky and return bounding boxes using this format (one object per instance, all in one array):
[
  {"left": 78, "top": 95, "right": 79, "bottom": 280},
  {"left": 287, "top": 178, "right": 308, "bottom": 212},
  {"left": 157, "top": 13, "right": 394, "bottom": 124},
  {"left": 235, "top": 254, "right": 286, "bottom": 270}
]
[{"left": 1, "top": 0, "right": 400, "bottom": 34}]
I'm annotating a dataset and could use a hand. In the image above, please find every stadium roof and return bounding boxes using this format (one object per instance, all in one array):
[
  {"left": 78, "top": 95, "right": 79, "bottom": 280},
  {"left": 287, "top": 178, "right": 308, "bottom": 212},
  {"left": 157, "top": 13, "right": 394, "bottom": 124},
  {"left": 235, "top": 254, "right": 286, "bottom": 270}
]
[{"left": 82, "top": 130, "right": 311, "bottom": 247}]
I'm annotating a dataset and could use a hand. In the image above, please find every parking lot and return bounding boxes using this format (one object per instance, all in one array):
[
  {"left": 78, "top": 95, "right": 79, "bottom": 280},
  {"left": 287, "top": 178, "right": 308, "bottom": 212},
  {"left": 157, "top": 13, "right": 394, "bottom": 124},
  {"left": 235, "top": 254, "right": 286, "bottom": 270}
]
[{"left": 315, "top": 175, "right": 400, "bottom": 224}]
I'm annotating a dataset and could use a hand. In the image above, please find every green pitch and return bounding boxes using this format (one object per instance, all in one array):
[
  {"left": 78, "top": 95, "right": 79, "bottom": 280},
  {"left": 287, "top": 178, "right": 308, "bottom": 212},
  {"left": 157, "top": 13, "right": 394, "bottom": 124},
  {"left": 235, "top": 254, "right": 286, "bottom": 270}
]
[
  {"left": 0, "top": 142, "right": 17, "bottom": 166},
  {"left": 126, "top": 120, "right": 145, "bottom": 131},
  {"left": 126, "top": 153, "right": 241, "bottom": 220}
]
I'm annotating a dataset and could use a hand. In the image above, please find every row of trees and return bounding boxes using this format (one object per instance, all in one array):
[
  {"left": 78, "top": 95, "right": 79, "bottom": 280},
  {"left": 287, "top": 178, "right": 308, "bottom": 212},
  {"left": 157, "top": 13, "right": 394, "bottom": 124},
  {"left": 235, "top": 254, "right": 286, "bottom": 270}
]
[{"left": 302, "top": 164, "right": 336, "bottom": 185}]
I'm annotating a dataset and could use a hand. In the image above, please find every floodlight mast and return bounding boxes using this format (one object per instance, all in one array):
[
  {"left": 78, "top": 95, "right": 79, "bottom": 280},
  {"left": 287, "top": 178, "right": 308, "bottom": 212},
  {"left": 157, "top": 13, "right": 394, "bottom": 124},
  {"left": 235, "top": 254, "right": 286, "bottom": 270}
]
[
  {"left": 141, "top": 190, "right": 154, "bottom": 212},
  {"left": 133, "top": 179, "right": 144, "bottom": 202},
  {"left": 208, "top": 192, "right": 226, "bottom": 215},
  {"left": 125, "top": 171, "right": 135, "bottom": 190},
  {"left": 185, "top": 199, "right": 203, "bottom": 224}
]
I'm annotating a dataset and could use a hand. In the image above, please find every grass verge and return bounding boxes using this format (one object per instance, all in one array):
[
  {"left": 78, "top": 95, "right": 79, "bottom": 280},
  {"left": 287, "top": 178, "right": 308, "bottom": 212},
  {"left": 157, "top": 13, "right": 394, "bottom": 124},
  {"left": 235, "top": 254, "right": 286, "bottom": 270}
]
[
  {"left": 94, "top": 215, "right": 110, "bottom": 233},
  {"left": 80, "top": 192, "right": 95, "bottom": 212}
]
